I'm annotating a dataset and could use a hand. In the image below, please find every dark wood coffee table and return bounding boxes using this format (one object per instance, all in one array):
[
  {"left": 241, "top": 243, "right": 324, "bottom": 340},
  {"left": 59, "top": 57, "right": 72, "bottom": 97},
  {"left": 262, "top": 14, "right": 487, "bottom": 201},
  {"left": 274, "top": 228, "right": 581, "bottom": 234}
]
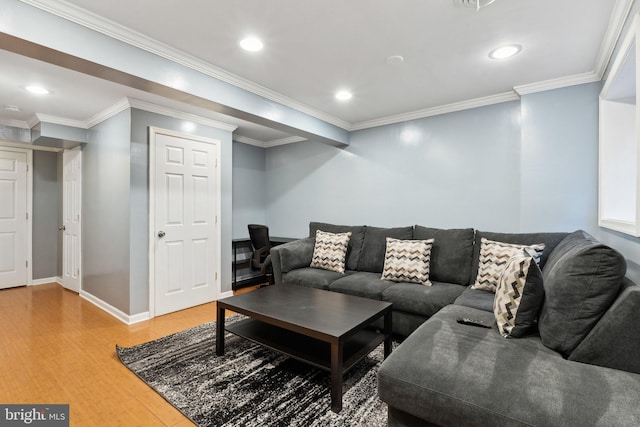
[{"left": 216, "top": 283, "right": 393, "bottom": 413}]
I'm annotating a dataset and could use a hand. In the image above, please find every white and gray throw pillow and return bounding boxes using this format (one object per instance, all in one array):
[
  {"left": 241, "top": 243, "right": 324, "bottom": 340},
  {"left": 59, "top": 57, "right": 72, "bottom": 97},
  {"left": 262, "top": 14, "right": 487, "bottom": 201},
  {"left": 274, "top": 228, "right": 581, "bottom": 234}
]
[
  {"left": 310, "top": 230, "right": 352, "bottom": 273},
  {"left": 472, "top": 238, "right": 545, "bottom": 292},
  {"left": 381, "top": 238, "right": 434, "bottom": 285},
  {"left": 494, "top": 250, "right": 545, "bottom": 338}
]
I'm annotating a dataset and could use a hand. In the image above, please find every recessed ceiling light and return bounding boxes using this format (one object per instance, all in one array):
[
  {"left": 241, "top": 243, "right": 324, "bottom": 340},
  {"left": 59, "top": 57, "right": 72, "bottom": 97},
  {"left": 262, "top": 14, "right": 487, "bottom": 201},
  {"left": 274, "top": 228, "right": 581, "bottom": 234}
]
[
  {"left": 385, "top": 55, "right": 404, "bottom": 65},
  {"left": 454, "top": 0, "right": 496, "bottom": 10},
  {"left": 4, "top": 105, "right": 22, "bottom": 112},
  {"left": 182, "top": 121, "right": 196, "bottom": 132},
  {"left": 335, "top": 90, "right": 353, "bottom": 101},
  {"left": 489, "top": 44, "right": 522, "bottom": 60},
  {"left": 239, "top": 37, "right": 264, "bottom": 52},
  {"left": 26, "top": 85, "right": 50, "bottom": 95}
]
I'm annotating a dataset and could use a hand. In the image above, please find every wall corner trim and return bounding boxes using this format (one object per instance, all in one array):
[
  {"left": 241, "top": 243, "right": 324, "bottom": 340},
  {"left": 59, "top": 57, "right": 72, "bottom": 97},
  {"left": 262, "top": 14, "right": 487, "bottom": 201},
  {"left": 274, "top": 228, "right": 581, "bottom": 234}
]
[
  {"left": 31, "top": 277, "right": 62, "bottom": 286},
  {"left": 80, "top": 290, "right": 150, "bottom": 325}
]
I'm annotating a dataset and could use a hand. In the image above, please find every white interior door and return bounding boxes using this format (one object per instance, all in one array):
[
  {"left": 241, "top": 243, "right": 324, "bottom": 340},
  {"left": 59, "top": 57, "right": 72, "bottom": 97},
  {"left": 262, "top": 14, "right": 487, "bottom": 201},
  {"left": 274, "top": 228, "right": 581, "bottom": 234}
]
[
  {"left": 62, "top": 147, "right": 81, "bottom": 293},
  {"left": 152, "top": 129, "right": 219, "bottom": 316},
  {"left": 0, "top": 149, "right": 28, "bottom": 289}
]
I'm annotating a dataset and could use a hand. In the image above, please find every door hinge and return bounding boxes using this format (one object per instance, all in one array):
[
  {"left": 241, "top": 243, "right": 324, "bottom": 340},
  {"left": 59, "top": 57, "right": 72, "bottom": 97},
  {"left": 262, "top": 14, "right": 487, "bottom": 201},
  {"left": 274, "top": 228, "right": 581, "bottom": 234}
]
[
  {"left": 215, "top": 272, "right": 218, "bottom": 280},
  {"left": 215, "top": 215, "right": 218, "bottom": 224},
  {"left": 26, "top": 260, "right": 28, "bottom": 268},
  {"left": 26, "top": 213, "right": 28, "bottom": 220},
  {"left": 26, "top": 164, "right": 29, "bottom": 172}
]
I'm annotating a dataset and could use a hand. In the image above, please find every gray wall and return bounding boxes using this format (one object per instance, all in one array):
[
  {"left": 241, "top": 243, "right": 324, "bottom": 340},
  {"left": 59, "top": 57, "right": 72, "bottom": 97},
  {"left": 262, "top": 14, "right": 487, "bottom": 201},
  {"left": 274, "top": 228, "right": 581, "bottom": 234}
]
[
  {"left": 264, "top": 81, "right": 640, "bottom": 284},
  {"left": 32, "top": 150, "right": 60, "bottom": 280},
  {"left": 266, "top": 100, "right": 522, "bottom": 235},
  {"left": 82, "top": 108, "right": 234, "bottom": 316},
  {"left": 129, "top": 108, "right": 234, "bottom": 312},
  {"left": 519, "top": 83, "right": 601, "bottom": 232},
  {"left": 232, "top": 141, "right": 266, "bottom": 238},
  {"left": 83, "top": 109, "right": 132, "bottom": 313}
]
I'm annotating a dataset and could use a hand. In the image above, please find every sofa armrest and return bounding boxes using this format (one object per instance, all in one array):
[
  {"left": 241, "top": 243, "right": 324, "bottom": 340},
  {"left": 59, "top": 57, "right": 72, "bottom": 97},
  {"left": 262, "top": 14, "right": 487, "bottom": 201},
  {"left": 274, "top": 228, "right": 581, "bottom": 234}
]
[
  {"left": 270, "top": 237, "right": 315, "bottom": 284},
  {"left": 569, "top": 279, "right": 640, "bottom": 374}
]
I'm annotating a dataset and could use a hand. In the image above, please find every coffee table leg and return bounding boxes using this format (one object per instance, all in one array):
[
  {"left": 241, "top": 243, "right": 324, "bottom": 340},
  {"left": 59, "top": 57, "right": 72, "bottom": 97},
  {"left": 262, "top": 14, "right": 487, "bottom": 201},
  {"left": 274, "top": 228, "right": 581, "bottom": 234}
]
[
  {"left": 330, "top": 341, "right": 344, "bottom": 413},
  {"left": 216, "top": 305, "right": 225, "bottom": 356},
  {"left": 384, "top": 310, "right": 392, "bottom": 358}
]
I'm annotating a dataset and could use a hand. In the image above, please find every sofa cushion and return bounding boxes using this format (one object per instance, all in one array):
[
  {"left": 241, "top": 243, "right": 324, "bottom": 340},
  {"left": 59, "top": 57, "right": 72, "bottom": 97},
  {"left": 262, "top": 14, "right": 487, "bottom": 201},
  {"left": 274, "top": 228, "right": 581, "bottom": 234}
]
[
  {"left": 471, "top": 238, "right": 545, "bottom": 292},
  {"left": 275, "top": 237, "right": 315, "bottom": 274},
  {"left": 454, "top": 287, "right": 495, "bottom": 312},
  {"left": 282, "top": 267, "right": 352, "bottom": 290},
  {"left": 569, "top": 279, "right": 640, "bottom": 374},
  {"left": 470, "top": 231, "right": 568, "bottom": 285},
  {"left": 328, "top": 272, "right": 395, "bottom": 299},
  {"left": 381, "top": 238, "right": 434, "bottom": 285},
  {"left": 310, "top": 230, "right": 351, "bottom": 273},
  {"left": 539, "top": 230, "right": 626, "bottom": 357},
  {"left": 414, "top": 226, "right": 475, "bottom": 285},
  {"left": 381, "top": 281, "right": 465, "bottom": 318},
  {"left": 378, "top": 304, "right": 640, "bottom": 427},
  {"left": 309, "top": 222, "right": 366, "bottom": 271},
  {"left": 357, "top": 226, "right": 413, "bottom": 273},
  {"left": 494, "top": 252, "right": 544, "bottom": 338}
]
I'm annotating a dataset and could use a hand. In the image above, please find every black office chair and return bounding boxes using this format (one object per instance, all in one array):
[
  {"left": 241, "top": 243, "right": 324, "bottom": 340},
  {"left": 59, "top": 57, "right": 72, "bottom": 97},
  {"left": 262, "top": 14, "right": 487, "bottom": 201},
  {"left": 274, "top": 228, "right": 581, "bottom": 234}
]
[{"left": 248, "top": 224, "right": 274, "bottom": 285}]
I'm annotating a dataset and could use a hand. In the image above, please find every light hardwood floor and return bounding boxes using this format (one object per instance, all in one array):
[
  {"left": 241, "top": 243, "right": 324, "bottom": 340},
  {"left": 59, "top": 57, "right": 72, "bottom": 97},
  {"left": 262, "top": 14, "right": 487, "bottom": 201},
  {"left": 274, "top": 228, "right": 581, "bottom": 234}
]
[{"left": 0, "top": 282, "right": 255, "bottom": 426}]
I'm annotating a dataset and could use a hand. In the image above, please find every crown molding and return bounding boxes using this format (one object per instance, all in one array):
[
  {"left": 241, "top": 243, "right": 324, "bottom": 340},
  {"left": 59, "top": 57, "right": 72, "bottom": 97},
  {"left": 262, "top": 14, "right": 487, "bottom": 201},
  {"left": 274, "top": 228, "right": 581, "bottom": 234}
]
[
  {"left": 351, "top": 92, "right": 520, "bottom": 131},
  {"left": 513, "top": 72, "right": 600, "bottom": 96},
  {"left": 85, "top": 98, "right": 130, "bottom": 128},
  {"left": 265, "top": 136, "right": 307, "bottom": 148},
  {"left": 595, "top": 0, "right": 635, "bottom": 79},
  {"left": 0, "top": 118, "right": 30, "bottom": 129},
  {"left": 18, "top": 0, "right": 351, "bottom": 131},
  {"left": 233, "top": 135, "right": 268, "bottom": 148},
  {"left": 84, "top": 97, "right": 238, "bottom": 132},
  {"left": 16, "top": 97, "right": 238, "bottom": 133},
  {"left": 26, "top": 115, "right": 40, "bottom": 129},
  {"left": 233, "top": 133, "right": 306, "bottom": 148},
  {"left": 34, "top": 113, "right": 88, "bottom": 129},
  {"left": 126, "top": 98, "right": 238, "bottom": 132},
  {"left": 16, "top": 0, "right": 631, "bottom": 137}
]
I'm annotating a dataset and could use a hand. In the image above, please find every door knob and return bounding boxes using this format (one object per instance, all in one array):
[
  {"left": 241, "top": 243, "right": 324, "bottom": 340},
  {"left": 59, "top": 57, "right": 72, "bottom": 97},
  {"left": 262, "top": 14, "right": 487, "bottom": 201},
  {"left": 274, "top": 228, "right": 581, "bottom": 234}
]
[
  {"left": 58, "top": 225, "right": 66, "bottom": 231},
  {"left": 158, "top": 231, "right": 166, "bottom": 238}
]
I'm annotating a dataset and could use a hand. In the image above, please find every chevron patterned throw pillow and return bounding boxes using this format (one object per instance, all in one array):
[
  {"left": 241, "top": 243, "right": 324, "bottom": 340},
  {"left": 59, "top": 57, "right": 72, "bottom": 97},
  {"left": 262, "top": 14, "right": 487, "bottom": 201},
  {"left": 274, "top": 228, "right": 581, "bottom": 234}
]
[
  {"left": 471, "top": 238, "right": 545, "bottom": 292},
  {"left": 381, "top": 238, "right": 435, "bottom": 285},
  {"left": 494, "top": 251, "right": 544, "bottom": 338},
  {"left": 310, "top": 230, "right": 352, "bottom": 273}
]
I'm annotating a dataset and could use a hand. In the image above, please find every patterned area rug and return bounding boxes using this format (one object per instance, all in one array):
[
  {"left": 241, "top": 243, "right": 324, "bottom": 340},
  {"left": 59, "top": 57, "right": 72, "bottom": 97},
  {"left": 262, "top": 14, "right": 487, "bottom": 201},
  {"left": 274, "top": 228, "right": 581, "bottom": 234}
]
[{"left": 116, "top": 316, "right": 389, "bottom": 427}]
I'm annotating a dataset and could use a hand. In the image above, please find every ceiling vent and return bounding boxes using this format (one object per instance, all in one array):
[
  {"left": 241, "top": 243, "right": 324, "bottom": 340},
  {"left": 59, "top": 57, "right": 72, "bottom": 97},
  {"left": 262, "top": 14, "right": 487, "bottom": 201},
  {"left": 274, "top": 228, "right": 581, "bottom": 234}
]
[{"left": 453, "top": 0, "right": 496, "bottom": 10}]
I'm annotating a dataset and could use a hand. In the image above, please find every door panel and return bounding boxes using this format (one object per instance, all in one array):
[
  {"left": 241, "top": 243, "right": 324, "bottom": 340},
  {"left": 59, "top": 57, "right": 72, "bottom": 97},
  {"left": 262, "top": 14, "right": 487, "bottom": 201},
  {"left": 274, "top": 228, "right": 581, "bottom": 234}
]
[
  {"left": 62, "top": 148, "right": 81, "bottom": 293},
  {"left": 153, "top": 130, "right": 219, "bottom": 316},
  {"left": 0, "top": 150, "right": 27, "bottom": 289}
]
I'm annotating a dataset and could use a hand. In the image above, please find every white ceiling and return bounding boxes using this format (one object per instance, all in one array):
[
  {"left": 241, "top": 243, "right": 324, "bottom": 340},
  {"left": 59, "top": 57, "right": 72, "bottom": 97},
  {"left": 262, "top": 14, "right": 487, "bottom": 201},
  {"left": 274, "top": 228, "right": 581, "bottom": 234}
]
[{"left": 0, "top": 0, "right": 626, "bottom": 143}]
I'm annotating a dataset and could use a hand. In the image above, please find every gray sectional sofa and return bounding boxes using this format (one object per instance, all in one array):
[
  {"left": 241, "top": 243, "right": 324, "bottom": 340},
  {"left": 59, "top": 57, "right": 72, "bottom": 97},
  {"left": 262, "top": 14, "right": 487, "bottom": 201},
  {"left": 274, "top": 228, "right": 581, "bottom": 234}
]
[{"left": 270, "top": 222, "right": 640, "bottom": 426}]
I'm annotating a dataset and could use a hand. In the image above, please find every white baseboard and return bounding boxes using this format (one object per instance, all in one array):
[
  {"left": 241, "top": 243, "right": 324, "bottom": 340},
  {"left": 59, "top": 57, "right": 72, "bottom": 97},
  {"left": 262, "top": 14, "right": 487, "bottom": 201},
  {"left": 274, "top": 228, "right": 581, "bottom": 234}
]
[
  {"left": 128, "top": 311, "right": 152, "bottom": 324},
  {"left": 80, "top": 290, "right": 151, "bottom": 325},
  {"left": 31, "top": 276, "right": 63, "bottom": 286},
  {"left": 219, "top": 290, "right": 234, "bottom": 299}
]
